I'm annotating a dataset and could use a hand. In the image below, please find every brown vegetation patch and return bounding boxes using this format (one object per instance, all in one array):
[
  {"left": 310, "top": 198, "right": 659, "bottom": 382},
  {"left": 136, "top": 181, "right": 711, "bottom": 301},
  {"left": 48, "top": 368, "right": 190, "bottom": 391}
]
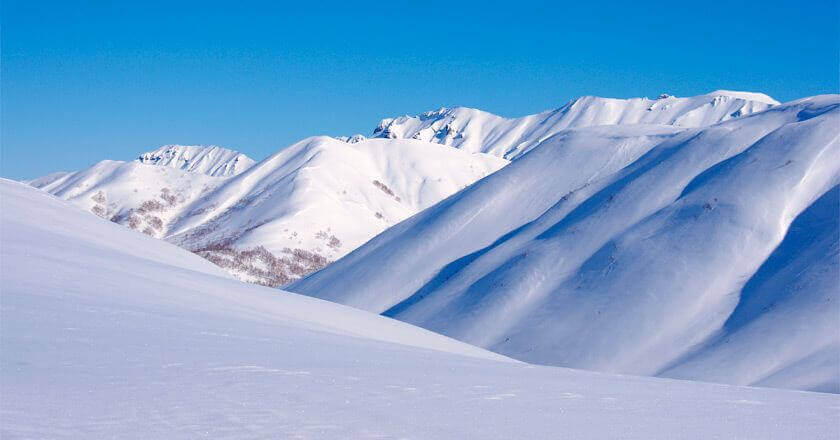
[{"left": 193, "top": 242, "right": 331, "bottom": 288}]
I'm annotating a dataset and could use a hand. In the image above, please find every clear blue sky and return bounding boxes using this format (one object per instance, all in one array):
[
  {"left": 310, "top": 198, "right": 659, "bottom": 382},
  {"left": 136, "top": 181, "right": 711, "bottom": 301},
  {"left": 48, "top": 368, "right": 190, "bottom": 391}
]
[{"left": 2, "top": 0, "right": 838, "bottom": 180}]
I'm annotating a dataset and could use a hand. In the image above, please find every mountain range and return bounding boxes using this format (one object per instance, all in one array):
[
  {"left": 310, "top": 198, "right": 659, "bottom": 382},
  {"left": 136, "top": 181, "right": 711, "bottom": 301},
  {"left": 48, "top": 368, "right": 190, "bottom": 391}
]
[
  {"left": 30, "top": 90, "right": 777, "bottom": 285},
  {"left": 24, "top": 90, "right": 839, "bottom": 393}
]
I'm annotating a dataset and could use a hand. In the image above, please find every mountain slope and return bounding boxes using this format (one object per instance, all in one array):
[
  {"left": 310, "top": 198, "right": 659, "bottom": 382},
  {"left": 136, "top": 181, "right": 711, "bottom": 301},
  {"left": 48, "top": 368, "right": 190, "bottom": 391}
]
[
  {"left": 166, "top": 136, "right": 507, "bottom": 286},
  {"left": 30, "top": 159, "right": 228, "bottom": 237},
  {"left": 291, "top": 95, "right": 840, "bottom": 392},
  {"left": 2, "top": 179, "right": 837, "bottom": 439},
  {"left": 373, "top": 90, "right": 779, "bottom": 159}
]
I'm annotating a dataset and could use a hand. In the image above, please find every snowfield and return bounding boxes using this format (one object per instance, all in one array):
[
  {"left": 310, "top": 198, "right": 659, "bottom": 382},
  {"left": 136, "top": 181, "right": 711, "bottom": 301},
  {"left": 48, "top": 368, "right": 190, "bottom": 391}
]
[
  {"left": 291, "top": 95, "right": 840, "bottom": 393},
  {"left": 2, "top": 179, "right": 838, "bottom": 439}
]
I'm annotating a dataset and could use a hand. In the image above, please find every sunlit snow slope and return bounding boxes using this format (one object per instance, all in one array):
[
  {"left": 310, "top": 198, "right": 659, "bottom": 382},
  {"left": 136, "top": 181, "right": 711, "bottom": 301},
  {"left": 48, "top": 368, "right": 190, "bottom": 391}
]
[
  {"left": 373, "top": 90, "right": 778, "bottom": 159},
  {"left": 165, "top": 136, "right": 507, "bottom": 286},
  {"left": 292, "top": 95, "right": 840, "bottom": 393},
  {"left": 2, "top": 179, "right": 837, "bottom": 439}
]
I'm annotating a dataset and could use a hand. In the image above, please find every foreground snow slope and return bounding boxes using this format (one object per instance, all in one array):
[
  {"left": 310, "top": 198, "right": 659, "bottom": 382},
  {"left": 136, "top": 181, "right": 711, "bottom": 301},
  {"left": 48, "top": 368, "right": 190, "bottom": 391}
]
[
  {"left": 2, "top": 180, "right": 838, "bottom": 439},
  {"left": 292, "top": 95, "right": 840, "bottom": 392},
  {"left": 374, "top": 90, "right": 778, "bottom": 159}
]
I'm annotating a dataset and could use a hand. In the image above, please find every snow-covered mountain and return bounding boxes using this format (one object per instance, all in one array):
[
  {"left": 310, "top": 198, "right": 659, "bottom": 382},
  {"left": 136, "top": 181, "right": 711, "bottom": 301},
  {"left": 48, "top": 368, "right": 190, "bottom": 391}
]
[
  {"left": 31, "top": 139, "right": 505, "bottom": 286},
  {"left": 373, "top": 90, "right": 779, "bottom": 159},
  {"left": 136, "top": 144, "right": 255, "bottom": 176},
  {"left": 3, "top": 179, "right": 837, "bottom": 439},
  {"left": 30, "top": 159, "right": 228, "bottom": 238},
  {"left": 166, "top": 136, "right": 506, "bottom": 286},
  {"left": 23, "top": 91, "right": 793, "bottom": 289},
  {"left": 27, "top": 145, "right": 254, "bottom": 237},
  {"left": 291, "top": 95, "right": 840, "bottom": 393}
]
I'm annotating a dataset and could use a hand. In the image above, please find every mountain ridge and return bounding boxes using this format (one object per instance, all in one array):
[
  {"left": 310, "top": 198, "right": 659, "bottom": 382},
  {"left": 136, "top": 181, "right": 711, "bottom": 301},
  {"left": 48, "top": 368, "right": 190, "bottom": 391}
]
[
  {"left": 372, "top": 90, "right": 779, "bottom": 159},
  {"left": 291, "top": 94, "right": 840, "bottom": 392}
]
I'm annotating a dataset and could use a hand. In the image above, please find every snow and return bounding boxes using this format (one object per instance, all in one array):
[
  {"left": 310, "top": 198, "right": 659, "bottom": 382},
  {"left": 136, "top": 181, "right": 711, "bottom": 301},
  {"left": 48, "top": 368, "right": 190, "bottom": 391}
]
[
  {"left": 31, "top": 139, "right": 506, "bottom": 286},
  {"left": 25, "top": 170, "right": 73, "bottom": 188},
  {"left": 291, "top": 95, "right": 840, "bottom": 393},
  {"left": 28, "top": 91, "right": 776, "bottom": 288},
  {"left": 2, "top": 179, "right": 838, "bottom": 439},
  {"left": 137, "top": 145, "right": 256, "bottom": 177},
  {"left": 30, "top": 159, "right": 228, "bottom": 238},
  {"left": 372, "top": 90, "right": 779, "bottom": 159}
]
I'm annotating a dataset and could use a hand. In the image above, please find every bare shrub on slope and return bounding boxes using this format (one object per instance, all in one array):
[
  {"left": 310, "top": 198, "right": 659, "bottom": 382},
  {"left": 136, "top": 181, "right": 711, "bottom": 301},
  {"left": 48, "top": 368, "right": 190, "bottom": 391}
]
[{"left": 192, "top": 240, "right": 331, "bottom": 287}]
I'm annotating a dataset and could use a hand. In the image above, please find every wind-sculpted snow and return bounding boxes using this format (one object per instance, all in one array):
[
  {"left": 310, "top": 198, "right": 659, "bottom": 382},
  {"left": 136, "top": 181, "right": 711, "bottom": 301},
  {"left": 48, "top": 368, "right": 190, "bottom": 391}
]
[
  {"left": 373, "top": 90, "right": 778, "bottom": 159},
  {"left": 2, "top": 179, "right": 838, "bottom": 439},
  {"left": 292, "top": 95, "right": 840, "bottom": 392},
  {"left": 137, "top": 144, "right": 255, "bottom": 177}
]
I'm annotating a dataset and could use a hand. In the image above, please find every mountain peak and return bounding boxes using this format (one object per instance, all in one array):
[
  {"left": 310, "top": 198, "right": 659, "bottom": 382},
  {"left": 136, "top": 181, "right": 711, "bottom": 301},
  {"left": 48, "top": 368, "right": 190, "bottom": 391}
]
[
  {"left": 705, "top": 90, "right": 781, "bottom": 105},
  {"left": 369, "top": 91, "right": 779, "bottom": 159},
  {"left": 136, "top": 145, "right": 255, "bottom": 177}
]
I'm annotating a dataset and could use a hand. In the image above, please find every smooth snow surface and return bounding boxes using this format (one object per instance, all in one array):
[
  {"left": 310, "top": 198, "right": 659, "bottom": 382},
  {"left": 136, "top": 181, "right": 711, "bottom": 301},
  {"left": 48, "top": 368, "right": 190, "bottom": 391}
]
[
  {"left": 2, "top": 179, "right": 838, "bottom": 439},
  {"left": 292, "top": 95, "right": 840, "bottom": 393},
  {"left": 373, "top": 90, "right": 778, "bottom": 159}
]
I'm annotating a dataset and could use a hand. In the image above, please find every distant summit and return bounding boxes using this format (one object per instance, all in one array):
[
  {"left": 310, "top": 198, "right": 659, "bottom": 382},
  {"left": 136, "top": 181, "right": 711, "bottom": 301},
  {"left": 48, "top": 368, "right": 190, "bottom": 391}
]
[
  {"left": 137, "top": 145, "right": 255, "bottom": 177},
  {"left": 371, "top": 91, "right": 779, "bottom": 159}
]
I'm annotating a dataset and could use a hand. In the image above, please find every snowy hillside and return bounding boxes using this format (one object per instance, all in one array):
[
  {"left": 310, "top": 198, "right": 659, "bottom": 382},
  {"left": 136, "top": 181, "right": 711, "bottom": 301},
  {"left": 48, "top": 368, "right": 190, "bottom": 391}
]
[
  {"left": 166, "top": 136, "right": 506, "bottom": 286},
  {"left": 373, "top": 90, "right": 778, "bottom": 159},
  {"left": 292, "top": 95, "right": 840, "bottom": 393},
  {"left": 31, "top": 140, "right": 505, "bottom": 286},
  {"left": 137, "top": 144, "right": 255, "bottom": 176},
  {"left": 2, "top": 179, "right": 837, "bottom": 439},
  {"left": 30, "top": 159, "right": 228, "bottom": 238}
]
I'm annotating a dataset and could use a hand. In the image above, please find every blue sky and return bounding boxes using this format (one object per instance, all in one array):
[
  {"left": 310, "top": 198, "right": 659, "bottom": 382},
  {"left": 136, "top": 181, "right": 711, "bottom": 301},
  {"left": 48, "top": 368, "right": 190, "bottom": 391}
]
[{"left": 2, "top": 0, "right": 838, "bottom": 180}]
